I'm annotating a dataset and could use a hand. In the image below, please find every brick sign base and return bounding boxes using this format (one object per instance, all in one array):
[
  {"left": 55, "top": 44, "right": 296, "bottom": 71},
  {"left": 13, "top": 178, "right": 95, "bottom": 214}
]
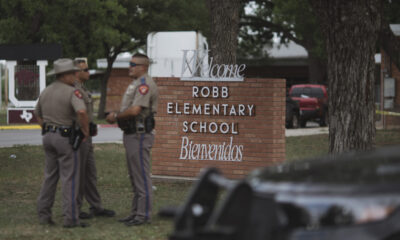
[
  {"left": 7, "top": 108, "right": 38, "bottom": 124},
  {"left": 151, "top": 77, "right": 286, "bottom": 179}
]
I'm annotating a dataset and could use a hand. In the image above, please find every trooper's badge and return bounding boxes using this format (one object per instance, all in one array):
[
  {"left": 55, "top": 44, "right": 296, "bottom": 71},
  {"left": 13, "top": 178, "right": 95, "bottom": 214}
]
[
  {"left": 138, "top": 84, "right": 149, "bottom": 95},
  {"left": 74, "top": 89, "right": 83, "bottom": 99}
]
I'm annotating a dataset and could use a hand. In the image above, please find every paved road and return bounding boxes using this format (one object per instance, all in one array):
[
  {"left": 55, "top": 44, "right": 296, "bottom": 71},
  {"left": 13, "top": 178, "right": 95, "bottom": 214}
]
[
  {"left": 0, "top": 123, "right": 328, "bottom": 147},
  {"left": 0, "top": 127, "right": 123, "bottom": 147}
]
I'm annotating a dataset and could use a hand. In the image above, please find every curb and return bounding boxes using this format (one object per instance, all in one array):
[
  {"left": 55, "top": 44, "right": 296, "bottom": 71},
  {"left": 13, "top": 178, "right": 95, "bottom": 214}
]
[
  {"left": 0, "top": 125, "right": 41, "bottom": 130},
  {"left": 0, "top": 124, "right": 118, "bottom": 130}
]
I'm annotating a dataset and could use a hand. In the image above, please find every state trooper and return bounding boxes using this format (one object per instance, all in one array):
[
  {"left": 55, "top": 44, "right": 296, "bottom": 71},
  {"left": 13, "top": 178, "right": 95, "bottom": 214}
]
[
  {"left": 35, "top": 58, "right": 89, "bottom": 228},
  {"left": 106, "top": 53, "right": 158, "bottom": 226},
  {"left": 73, "top": 58, "right": 115, "bottom": 219}
]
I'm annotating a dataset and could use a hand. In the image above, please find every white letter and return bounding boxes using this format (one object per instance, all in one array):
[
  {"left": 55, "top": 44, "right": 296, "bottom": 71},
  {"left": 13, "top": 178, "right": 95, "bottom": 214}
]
[
  {"left": 200, "top": 144, "right": 208, "bottom": 160},
  {"left": 238, "top": 104, "right": 245, "bottom": 116},
  {"left": 210, "top": 64, "right": 218, "bottom": 78},
  {"left": 190, "top": 121, "right": 198, "bottom": 133},
  {"left": 199, "top": 122, "right": 207, "bottom": 133},
  {"left": 232, "top": 145, "right": 239, "bottom": 161},
  {"left": 248, "top": 105, "right": 255, "bottom": 116},
  {"left": 192, "top": 86, "right": 199, "bottom": 98},
  {"left": 238, "top": 145, "right": 243, "bottom": 161},
  {"left": 175, "top": 103, "right": 181, "bottom": 114},
  {"left": 221, "top": 87, "right": 229, "bottom": 98},
  {"left": 183, "top": 103, "right": 190, "bottom": 114},
  {"left": 212, "top": 86, "right": 219, "bottom": 98},
  {"left": 201, "top": 86, "right": 210, "bottom": 97},
  {"left": 232, "top": 123, "right": 238, "bottom": 135},
  {"left": 229, "top": 105, "right": 237, "bottom": 116},
  {"left": 236, "top": 64, "right": 246, "bottom": 77},
  {"left": 179, "top": 137, "right": 189, "bottom": 159},
  {"left": 192, "top": 104, "right": 202, "bottom": 115},
  {"left": 217, "top": 64, "right": 226, "bottom": 78},
  {"left": 224, "top": 137, "right": 233, "bottom": 161},
  {"left": 167, "top": 102, "right": 173, "bottom": 114},
  {"left": 212, "top": 104, "right": 220, "bottom": 115},
  {"left": 220, "top": 122, "right": 229, "bottom": 134},
  {"left": 182, "top": 121, "right": 188, "bottom": 132},
  {"left": 226, "top": 65, "right": 238, "bottom": 78},
  {"left": 181, "top": 50, "right": 194, "bottom": 77},
  {"left": 208, "top": 144, "right": 216, "bottom": 160},
  {"left": 192, "top": 144, "right": 199, "bottom": 160},
  {"left": 209, "top": 122, "right": 218, "bottom": 134},
  {"left": 204, "top": 104, "right": 210, "bottom": 115},
  {"left": 222, "top": 104, "right": 229, "bottom": 115},
  {"left": 218, "top": 142, "right": 226, "bottom": 160}
]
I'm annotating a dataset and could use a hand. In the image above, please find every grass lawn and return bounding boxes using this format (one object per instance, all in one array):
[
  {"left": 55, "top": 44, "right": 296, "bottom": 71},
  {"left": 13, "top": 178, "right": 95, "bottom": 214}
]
[
  {"left": 285, "top": 129, "right": 400, "bottom": 161},
  {"left": 0, "top": 109, "right": 6, "bottom": 125},
  {"left": 0, "top": 131, "right": 399, "bottom": 239},
  {"left": 0, "top": 144, "right": 192, "bottom": 240}
]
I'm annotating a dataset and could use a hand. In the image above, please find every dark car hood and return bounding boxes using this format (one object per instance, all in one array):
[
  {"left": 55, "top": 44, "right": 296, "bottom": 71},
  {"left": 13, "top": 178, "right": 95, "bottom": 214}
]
[
  {"left": 247, "top": 146, "right": 400, "bottom": 185},
  {"left": 246, "top": 146, "right": 400, "bottom": 227}
]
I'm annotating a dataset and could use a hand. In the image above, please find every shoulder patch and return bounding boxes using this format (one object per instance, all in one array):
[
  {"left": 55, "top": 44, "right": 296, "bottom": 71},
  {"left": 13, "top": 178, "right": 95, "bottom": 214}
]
[
  {"left": 74, "top": 89, "right": 83, "bottom": 99},
  {"left": 138, "top": 84, "right": 149, "bottom": 95}
]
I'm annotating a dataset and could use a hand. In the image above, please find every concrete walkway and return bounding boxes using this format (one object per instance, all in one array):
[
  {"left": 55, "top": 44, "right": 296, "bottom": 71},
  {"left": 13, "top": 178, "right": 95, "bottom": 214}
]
[
  {"left": 285, "top": 127, "right": 329, "bottom": 137},
  {"left": 0, "top": 124, "right": 122, "bottom": 147}
]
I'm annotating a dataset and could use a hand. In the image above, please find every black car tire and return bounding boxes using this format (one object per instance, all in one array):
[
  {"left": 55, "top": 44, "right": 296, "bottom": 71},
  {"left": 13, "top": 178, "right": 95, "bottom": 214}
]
[
  {"left": 286, "top": 108, "right": 299, "bottom": 129},
  {"left": 292, "top": 113, "right": 299, "bottom": 129},
  {"left": 319, "top": 111, "right": 328, "bottom": 127},
  {"left": 300, "top": 118, "right": 307, "bottom": 128}
]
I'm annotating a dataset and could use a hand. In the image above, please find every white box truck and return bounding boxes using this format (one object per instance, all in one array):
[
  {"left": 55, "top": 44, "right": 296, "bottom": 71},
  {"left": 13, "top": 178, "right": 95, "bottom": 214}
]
[{"left": 147, "top": 31, "right": 208, "bottom": 78}]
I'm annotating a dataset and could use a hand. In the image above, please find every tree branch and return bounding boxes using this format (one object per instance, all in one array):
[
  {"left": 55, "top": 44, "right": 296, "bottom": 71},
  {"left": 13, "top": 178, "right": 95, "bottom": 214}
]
[{"left": 240, "top": 15, "right": 306, "bottom": 46}]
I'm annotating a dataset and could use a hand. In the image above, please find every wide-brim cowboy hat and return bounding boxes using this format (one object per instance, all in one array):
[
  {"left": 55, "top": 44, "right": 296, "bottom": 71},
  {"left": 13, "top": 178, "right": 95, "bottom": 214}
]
[{"left": 47, "top": 58, "right": 80, "bottom": 76}]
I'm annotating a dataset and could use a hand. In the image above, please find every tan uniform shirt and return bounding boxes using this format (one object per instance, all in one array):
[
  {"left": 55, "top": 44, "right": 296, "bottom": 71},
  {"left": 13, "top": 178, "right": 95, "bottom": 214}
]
[
  {"left": 120, "top": 73, "right": 158, "bottom": 119},
  {"left": 35, "top": 81, "right": 86, "bottom": 126},
  {"left": 75, "top": 81, "right": 94, "bottom": 122}
]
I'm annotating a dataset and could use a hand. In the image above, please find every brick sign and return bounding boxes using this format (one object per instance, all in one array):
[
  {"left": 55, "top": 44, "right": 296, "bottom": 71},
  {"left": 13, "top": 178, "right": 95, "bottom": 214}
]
[
  {"left": 7, "top": 108, "right": 38, "bottom": 124},
  {"left": 152, "top": 77, "right": 286, "bottom": 179}
]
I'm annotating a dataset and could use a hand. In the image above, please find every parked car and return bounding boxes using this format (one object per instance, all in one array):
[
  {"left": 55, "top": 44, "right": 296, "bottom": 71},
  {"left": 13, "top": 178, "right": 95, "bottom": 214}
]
[
  {"left": 286, "top": 96, "right": 300, "bottom": 129},
  {"left": 161, "top": 146, "right": 400, "bottom": 240},
  {"left": 289, "top": 84, "right": 328, "bottom": 127}
]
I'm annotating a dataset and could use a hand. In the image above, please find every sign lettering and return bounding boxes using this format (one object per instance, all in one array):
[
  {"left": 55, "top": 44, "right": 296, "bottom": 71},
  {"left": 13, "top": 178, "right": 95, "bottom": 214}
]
[{"left": 181, "top": 50, "right": 246, "bottom": 82}]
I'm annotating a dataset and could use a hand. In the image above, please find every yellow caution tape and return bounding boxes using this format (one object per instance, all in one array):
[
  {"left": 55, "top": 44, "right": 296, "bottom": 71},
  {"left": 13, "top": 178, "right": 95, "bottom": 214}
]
[
  {"left": 0, "top": 125, "right": 41, "bottom": 130},
  {"left": 376, "top": 110, "right": 400, "bottom": 116}
]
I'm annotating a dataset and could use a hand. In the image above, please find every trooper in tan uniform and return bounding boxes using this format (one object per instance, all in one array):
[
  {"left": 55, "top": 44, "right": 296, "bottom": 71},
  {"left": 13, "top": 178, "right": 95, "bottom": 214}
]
[
  {"left": 74, "top": 58, "right": 115, "bottom": 219},
  {"left": 106, "top": 53, "right": 158, "bottom": 226},
  {"left": 35, "top": 58, "right": 90, "bottom": 228}
]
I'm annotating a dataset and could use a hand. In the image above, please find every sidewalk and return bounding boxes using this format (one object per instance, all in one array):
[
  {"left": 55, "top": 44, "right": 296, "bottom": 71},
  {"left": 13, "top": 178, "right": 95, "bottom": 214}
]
[
  {"left": 1, "top": 123, "right": 330, "bottom": 137},
  {"left": 0, "top": 124, "right": 118, "bottom": 130},
  {"left": 0, "top": 125, "right": 122, "bottom": 147}
]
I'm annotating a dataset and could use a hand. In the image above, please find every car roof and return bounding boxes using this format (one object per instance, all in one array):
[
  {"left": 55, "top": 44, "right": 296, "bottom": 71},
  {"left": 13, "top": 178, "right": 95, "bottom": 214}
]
[{"left": 291, "top": 84, "right": 326, "bottom": 88}]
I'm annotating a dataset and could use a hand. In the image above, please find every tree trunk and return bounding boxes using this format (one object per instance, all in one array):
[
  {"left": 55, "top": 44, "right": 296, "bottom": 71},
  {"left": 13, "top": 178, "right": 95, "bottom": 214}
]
[
  {"left": 308, "top": 54, "right": 327, "bottom": 84},
  {"left": 97, "top": 55, "right": 117, "bottom": 119},
  {"left": 206, "top": 0, "right": 240, "bottom": 65},
  {"left": 310, "top": 0, "right": 382, "bottom": 153}
]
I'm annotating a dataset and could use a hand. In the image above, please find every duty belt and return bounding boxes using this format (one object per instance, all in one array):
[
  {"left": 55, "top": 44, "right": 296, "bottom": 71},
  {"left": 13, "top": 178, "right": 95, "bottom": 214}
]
[
  {"left": 43, "top": 124, "right": 72, "bottom": 137},
  {"left": 118, "top": 117, "right": 155, "bottom": 135}
]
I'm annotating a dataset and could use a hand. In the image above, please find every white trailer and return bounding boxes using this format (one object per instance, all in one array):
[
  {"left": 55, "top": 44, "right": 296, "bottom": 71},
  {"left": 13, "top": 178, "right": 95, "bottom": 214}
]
[{"left": 147, "top": 31, "right": 208, "bottom": 78}]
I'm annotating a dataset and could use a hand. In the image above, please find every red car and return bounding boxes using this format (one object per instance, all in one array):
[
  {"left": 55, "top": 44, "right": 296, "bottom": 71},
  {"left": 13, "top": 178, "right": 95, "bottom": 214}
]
[{"left": 289, "top": 84, "right": 328, "bottom": 127}]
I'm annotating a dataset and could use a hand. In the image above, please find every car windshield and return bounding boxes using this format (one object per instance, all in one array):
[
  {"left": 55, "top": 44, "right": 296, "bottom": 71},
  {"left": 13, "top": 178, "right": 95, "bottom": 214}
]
[{"left": 290, "top": 87, "right": 324, "bottom": 98}]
